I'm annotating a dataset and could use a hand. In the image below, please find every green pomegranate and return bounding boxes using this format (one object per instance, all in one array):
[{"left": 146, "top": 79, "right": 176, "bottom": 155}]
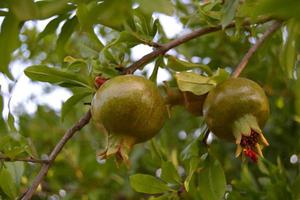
[
  {"left": 203, "top": 77, "right": 270, "bottom": 162},
  {"left": 91, "top": 75, "right": 167, "bottom": 163}
]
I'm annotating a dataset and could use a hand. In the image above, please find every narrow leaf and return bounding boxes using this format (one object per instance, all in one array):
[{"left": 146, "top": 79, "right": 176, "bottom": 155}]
[
  {"left": 56, "top": 16, "right": 78, "bottom": 56},
  {"left": 184, "top": 157, "right": 200, "bottom": 192},
  {"left": 37, "top": 15, "right": 66, "bottom": 40}
]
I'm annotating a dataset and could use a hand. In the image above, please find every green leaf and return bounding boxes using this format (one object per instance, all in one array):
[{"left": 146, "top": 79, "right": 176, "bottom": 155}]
[
  {"left": 7, "top": 113, "right": 17, "bottom": 132},
  {"left": 0, "top": 13, "right": 20, "bottom": 78},
  {"left": 175, "top": 72, "right": 216, "bottom": 95},
  {"left": 280, "top": 19, "right": 300, "bottom": 79},
  {"left": 5, "top": 162, "right": 24, "bottom": 186},
  {"left": 135, "top": 0, "right": 174, "bottom": 16},
  {"left": 37, "top": 15, "right": 67, "bottom": 41},
  {"left": 198, "top": 156, "right": 226, "bottom": 200},
  {"left": 246, "top": 0, "right": 300, "bottom": 19},
  {"left": 130, "top": 174, "right": 170, "bottom": 194},
  {"left": 24, "top": 65, "right": 91, "bottom": 89},
  {"left": 210, "top": 68, "right": 230, "bottom": 84},
  {"left": 56, "top": 16, "right": 78, "bottom": 56},
  {"left": 150, "top": 57, "right": 164, "bottom": 83},
  {"left": 221, "top": 0, "right": 239, "bottom": 28},
  {"left": 166, "top": 55, "right": 213, "bottom": 75},
  {"left": 0, "top": 168, "right": 17, "bottom": 199},
  {"left": 184, "top": 157, "right": 199, "bottom": 192},
  {"left": 291, "top": 174, "right": 300, "bottom": 199},
  {"left": 61, "top": 92, "right": 92, "bottom": 121},
  {"left": 93, "top": 0, "right": 132, "bottom": 30},
  {"left": 10, "top": 0, "right": 38, "bottom": 20},
  {"left": 0, "top": 93, "right": 7, "bottom": 132},
  {"left": 36, "top": 0, "right": 72, "bottom": 19},
  {"left": 161, "top": 161, "right": 181, "bottom": 184}
]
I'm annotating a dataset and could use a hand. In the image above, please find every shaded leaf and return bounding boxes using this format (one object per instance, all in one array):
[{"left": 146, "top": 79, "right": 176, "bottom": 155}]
[
  {"left": 5, "top": 162, "right": 24, "bottom": 186},
  {"left": 221, "top": 0, "right": 239, "bottom": 28},
  {"left": 161, "top": 161, "right": 181, "bottom": 184},
  {"left": 36, "top": 0, "right": 72, "bottom": 19},
  {"left": 184, "top": 157, "right": 199, "bottom": 192},
  {"left": 61, "top": 92, "right": 92, "bottom": 121},
  {"left": 56, "top": 16, "right": 78, "bottom": 56},
  {"left": 10, "top": 0, "right": 38, "bottom": 20},
  {"left": 0, "top": 93, "right": 7, "bottom": 132},
  {"left": 198, "top": 156, "right": 226, "bottom": 200},
  {"left": 94, "top": 0, "right": 132, "bottom": 30},
  {"left": 37, "top": 15, "right": 67, "bottom": 40},
  {"left": 0, "top": 168, "right": 17, "bottom": 199},
  {"left": 0, "top": 13, "right": 20, "bottom": 78},
  {"left": 150, "top": 57, "right": 164, "bottom": 83},
  {"left": 280, "top": 19, "right": 300, "bottom": 79},
  {"left": 130, "top": 174, "right": 170, "bottom": 194}
]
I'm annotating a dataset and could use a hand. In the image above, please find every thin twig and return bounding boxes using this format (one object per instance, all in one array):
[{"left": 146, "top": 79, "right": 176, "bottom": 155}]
[
  {"left": 124, "top": 17, "right": 274, "bottom": 74},
  {"left": 232, "top": 20, "right": 282, "bottom": 78},
  {"left": 20, "top": 110, "right": 92, "bottom": 200},
  {"left": 0, "top": 156, "right": 49, "bottom": 164}
]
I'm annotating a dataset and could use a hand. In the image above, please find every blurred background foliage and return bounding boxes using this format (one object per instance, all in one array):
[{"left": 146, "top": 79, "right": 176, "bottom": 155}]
[{"left": 0, "top": 0, "right": 300, "bottom": 199}]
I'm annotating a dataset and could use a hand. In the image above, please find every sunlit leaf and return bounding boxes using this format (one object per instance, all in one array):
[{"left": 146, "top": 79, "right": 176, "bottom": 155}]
[
  {"left": 135, "top": 0, "right": 174, "bottom": 16},
  {"left": 24, "top": 65, "right": 92, "bottom": 89},
  {"left": 175, "top": 72, "right": 216, "bottom": 95},
  {"left": 167, "top": 55, "right": 213, "bottom": 75},
  {"left": 130, "top": 174, "right": 170, "bottom": 194}
]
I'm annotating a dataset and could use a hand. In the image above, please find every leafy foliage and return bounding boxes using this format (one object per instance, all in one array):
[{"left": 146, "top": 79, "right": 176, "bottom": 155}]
[{"left": 0, "top": 0, "right": 299, "bottom": 199}]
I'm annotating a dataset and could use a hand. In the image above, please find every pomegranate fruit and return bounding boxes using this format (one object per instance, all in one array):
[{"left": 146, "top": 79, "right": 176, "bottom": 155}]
[
  {"left": 91, "top": 75, "right": 167, "bottom": 163},
  {"left": 203, "top": 77, "right": 270, "bottom": 162}
]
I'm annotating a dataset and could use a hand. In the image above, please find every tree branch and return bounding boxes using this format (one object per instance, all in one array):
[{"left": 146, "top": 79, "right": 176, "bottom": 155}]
[
  {"left": 20, "top": 110, "right": 92, "bottom": 200},
  {"left": 0, "top": 156, "right": 49, "bottom": 164},
  {"left": 124, "top": 17, "right": 274, "bottom": 75},
  {"left": 232, "top": 20, "right": 282, "bottom": 78}
]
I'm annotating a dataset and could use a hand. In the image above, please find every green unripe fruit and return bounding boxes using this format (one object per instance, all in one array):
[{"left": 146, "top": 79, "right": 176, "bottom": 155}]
[
  {"left": 203, "top": 77, "right": 270, "bottom": 162},
  {"left": 91, "top": 75, "right": 167, "bottom": 163}
]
